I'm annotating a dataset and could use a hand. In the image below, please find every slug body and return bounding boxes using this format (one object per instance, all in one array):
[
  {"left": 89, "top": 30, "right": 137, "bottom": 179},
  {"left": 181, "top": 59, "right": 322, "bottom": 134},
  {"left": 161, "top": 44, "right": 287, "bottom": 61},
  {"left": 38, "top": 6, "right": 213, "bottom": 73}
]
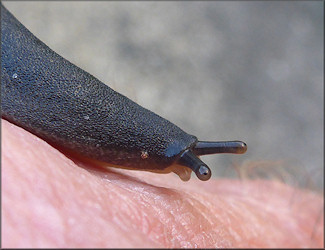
[{"left": 1, "top": 5, "right": 247, "bottom": 181}]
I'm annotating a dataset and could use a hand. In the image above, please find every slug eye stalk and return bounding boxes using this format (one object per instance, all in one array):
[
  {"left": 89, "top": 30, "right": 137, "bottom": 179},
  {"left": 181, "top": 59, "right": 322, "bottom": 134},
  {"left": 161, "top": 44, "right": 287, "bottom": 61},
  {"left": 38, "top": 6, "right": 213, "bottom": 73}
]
[
  {"left": 177, "top": 141, "right": 247, "bottom": 181},
  {"left": 194, "top": 141, "right": 247, "bottom": 155}
]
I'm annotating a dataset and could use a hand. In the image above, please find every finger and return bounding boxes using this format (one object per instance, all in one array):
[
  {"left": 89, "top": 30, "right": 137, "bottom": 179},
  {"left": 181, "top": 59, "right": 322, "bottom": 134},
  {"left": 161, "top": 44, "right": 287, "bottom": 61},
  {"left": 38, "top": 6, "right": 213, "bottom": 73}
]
[{"left": 2, "top": 119, "right": 323, "bottom": 248}]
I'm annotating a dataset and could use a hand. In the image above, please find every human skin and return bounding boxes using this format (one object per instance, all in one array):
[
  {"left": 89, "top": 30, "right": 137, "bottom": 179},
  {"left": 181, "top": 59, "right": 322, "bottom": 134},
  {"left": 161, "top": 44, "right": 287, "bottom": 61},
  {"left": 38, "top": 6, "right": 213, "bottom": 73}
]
[{"left": 2, "top": 119, "right": 324, "bottom": 248}]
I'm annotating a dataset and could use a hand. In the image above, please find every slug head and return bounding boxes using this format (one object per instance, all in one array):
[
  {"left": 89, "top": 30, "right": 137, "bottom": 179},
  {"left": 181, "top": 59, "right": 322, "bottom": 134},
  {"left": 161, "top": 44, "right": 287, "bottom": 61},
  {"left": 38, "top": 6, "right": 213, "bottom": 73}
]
[{"left": 173, "top": 140, "right": 247, "bottom": 181}]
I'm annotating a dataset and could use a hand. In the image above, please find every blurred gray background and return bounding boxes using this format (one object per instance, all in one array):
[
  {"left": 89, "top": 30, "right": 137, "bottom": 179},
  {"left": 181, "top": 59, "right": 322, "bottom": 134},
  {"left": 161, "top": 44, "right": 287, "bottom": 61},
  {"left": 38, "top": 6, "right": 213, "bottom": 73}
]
[{"left": 3, "top": 1, "right": 323, "bottom": 191}]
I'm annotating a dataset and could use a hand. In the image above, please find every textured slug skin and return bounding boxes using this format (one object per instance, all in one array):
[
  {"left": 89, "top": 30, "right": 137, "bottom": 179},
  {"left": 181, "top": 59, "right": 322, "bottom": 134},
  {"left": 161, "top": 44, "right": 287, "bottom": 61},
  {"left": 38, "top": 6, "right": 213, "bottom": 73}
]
[{"left": 1, "top": 5, "right": 197, "bottom": 171}]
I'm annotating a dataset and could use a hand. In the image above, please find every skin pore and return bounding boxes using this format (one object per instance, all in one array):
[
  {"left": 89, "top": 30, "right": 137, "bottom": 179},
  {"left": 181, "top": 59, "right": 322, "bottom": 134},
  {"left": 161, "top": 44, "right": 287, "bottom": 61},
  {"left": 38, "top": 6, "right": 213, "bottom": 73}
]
[{"left": 2, "top": 119, "right": 323, "bottom": 248}]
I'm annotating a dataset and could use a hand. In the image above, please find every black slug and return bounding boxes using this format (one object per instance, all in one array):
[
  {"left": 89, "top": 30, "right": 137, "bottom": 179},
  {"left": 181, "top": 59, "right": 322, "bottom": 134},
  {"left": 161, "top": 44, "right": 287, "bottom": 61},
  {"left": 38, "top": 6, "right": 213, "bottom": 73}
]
[{"left": 1, "top": 5, "right": 247, "bottom": 181}]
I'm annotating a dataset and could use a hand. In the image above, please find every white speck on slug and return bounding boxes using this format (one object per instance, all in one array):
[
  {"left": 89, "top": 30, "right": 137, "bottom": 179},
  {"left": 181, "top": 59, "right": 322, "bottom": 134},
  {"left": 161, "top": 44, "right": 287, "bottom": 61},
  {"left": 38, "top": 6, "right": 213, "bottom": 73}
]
[
  {"left": 141, "top": 151, "right": 149, "bottom": 159},
  {"left": 83, "top": 115, "right": 90, "bottom": 120},
  {"left": 12, "top": 73, "right": 18, "bottom": 79}
]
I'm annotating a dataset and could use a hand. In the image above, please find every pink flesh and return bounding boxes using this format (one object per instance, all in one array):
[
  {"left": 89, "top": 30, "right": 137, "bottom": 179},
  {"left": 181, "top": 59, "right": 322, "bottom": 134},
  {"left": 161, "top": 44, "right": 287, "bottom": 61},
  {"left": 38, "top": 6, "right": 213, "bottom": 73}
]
[{"left": 2, "top": 119, "right": 323, "bottom": 248}]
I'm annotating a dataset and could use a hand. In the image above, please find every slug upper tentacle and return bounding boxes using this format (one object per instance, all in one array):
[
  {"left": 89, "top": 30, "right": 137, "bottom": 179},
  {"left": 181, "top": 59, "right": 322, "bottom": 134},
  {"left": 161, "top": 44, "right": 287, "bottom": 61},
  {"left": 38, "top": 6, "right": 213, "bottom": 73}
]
[
  {"left": 194, "top": 141, "right": 247, "bottom": 156},
  {"left": 1, "top": 4, "right": 247, "bottom": 181}
]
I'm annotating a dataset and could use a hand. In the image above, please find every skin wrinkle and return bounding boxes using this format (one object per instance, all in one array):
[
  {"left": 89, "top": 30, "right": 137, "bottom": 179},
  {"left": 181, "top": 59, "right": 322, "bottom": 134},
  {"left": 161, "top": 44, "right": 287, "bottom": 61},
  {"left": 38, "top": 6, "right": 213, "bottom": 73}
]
[
  {"left": 184, "top": 180, "right": 320, "bottom": 248},
  {"left": 127, "top": 188, "right": 192, "bottom": 247},
  {"left": 182, "top": 190, "right": 243, "bottom": 246},
  {"left": 195, "top": 197, "right": 233, "bottom": 247},
  {"left": 100, "top": 174, "right": 163, "bottom": 235},
  {"left": 102, "top": 174, "right": 201, "bottom": 246},
  {"left": 2, "top": 119, "right": 324, "bottom": 248},
  {"left": 163, "top": 193, "right": 219, "bottom": 247},
  {"left": 94, "top": 172, "right": 177, "bottom": 246},
  {"left": 183, "top": 196, "right": 227, "bottom": 246},
  {"left": 167, "top": 199, "right": 199, "bottom": 247},
  {"left": 223, "top": 186, "right": 321, "bottom": 247},
  {"left": 211, "top": 200, "right": 243, "bottom": 241},
  {"left": 140, "top": 191, "right": 180, "bottom": 246},
  {"left": 104, "top": 179, "right": 224, "bottom": 247},
  {"left": 61, "top": 168, "right": 159, "bottom": 247},
  {"left": 249, "top": 198, "right": 301, "bottom": 240},
  {"left": 311, "top": 208, "right": 323, "bottom": 240}
]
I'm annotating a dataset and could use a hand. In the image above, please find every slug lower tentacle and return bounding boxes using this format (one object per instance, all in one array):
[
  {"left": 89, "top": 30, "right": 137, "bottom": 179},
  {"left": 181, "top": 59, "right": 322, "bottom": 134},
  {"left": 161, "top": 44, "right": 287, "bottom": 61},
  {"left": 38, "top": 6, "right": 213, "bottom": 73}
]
[
  {"left": 1, "top": 4, "right": 247, "bottom": 181},
  {"left": 177, "top": 150, "right": 212, "bottom": 181}
]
